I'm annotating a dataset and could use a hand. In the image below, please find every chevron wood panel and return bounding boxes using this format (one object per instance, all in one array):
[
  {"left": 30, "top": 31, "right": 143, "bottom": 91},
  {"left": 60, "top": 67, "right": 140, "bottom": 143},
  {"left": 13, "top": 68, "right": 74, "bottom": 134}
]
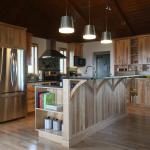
[{"left": 70, "top": 78, "right": 129, "bottom": 137}]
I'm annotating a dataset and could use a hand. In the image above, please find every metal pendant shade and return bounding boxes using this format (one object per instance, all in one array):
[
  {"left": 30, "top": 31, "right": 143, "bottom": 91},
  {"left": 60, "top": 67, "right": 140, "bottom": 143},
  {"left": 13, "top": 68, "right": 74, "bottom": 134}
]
[
  {"left": 83, "top": 25, "right": 96, "bottom": 40},
  {"left": 83, "top": 0, "right": 96, "bottom": 40},
  {"left": 101, "top": 31, "right": 112, "bottom": 44},
  {"left": 101, "top": 1, "right": 112, "bottom": 44},
  {"left": 59, "top": 16, "right": 74, "bottom": 34}
]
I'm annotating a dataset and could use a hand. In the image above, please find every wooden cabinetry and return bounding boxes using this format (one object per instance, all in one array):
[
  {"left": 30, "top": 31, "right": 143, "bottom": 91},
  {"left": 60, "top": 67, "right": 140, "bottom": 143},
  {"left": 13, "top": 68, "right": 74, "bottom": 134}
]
[
  {"left": 68, "top": 43, "right": 83, "bottom": 67},
  {"left": 68, "top": 43, "right": 83, "bottom": 57},
  {"left": 114, "top": 35, "right": 150, "bottom": 65},
  {"left": 130, "top": 38, "right": 139, "bottom": 64},
  {"left": 0, "top": 22, "right": 27, "bottom": 49},
  {"left": 26, "top": 33, "right": 32, "bottom": 65},
  {"left": 114, "top": 39, "right": 131, "bottom": 65},
  {"left": 130, "top": 78, "right": 150, "bottom": 107},
  {"left": 74, "top": 43, "right": 83, "bottom": 57},
  {"left": 27, "top": 84, "right": 35, "bottom": 113},
  {"left": 138, "top": 36, "right": 150, "bottom": 64},
  {"left": 35, "top": 86, "right": 63, "bottom": 144}
]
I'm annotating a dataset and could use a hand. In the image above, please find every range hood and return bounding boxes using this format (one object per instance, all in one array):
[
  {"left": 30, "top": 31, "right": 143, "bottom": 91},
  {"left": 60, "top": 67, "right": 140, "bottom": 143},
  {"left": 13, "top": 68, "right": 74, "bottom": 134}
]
[{"left": 40, "top": 39, "right": 66, "bottom": 59}]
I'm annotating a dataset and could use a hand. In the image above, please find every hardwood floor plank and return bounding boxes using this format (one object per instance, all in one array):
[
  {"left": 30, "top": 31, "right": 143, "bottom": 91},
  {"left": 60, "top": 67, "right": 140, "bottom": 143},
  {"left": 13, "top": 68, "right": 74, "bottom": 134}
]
[{"left": 0, "top": 113, "right": 150, "bottom": 150}]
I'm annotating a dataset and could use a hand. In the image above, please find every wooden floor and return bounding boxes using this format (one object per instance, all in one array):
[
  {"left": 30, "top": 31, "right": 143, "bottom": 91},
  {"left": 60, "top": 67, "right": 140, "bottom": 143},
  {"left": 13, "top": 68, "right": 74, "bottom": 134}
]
[
  {"left": 0, "top": 113, "right": 150, "bottom": 150},
  {"left": 128, "top": 103, "right": 150, "bottom": 117}
]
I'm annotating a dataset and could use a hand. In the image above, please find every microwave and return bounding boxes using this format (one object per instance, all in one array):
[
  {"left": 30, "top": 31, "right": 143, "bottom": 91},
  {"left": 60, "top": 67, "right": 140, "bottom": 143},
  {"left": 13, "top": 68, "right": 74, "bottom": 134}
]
[{"left": 74, "top": 56, "right": 86, "bottom": 67}]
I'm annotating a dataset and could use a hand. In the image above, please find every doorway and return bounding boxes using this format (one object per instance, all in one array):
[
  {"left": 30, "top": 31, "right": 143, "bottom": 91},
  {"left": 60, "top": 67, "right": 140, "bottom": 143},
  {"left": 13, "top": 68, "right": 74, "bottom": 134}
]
[{"left": 94, "top": 52, "right": 110, "bottom": 78}]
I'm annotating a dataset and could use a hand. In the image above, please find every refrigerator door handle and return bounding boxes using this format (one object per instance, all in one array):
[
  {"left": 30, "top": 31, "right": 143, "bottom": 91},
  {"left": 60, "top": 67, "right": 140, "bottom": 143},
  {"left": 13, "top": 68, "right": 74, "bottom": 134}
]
[
  {"left": 0, "top": 48, "right": 4, "bottom": 82},
  {"left": 10, "top": 50, "right": 17, "bottom": 86},
  {"left": 10, "top": 52, "right": 14, "bottom": 86},
  {"left": 14, "top": 51, "right": 18, "bottom": 86}
]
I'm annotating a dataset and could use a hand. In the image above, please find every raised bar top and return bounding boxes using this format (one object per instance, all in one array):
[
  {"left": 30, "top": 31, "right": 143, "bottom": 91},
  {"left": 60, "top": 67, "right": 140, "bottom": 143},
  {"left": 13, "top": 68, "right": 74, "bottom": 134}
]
[
  {"left": 63, "top": 75, "right": 144, "bottom": 80},
  {"left": 33, "top": 83, "right": 63, "bottom": 88}
]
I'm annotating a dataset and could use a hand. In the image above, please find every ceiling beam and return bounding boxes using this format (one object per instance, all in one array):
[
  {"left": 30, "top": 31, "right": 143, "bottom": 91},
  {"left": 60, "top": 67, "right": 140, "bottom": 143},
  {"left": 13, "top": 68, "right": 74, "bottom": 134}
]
[
  {"left": 66, "top": 0, "right": 101, "bottom": 39},
  {"left": 112, "top": 0, "right": 136, "bottom": 35}
]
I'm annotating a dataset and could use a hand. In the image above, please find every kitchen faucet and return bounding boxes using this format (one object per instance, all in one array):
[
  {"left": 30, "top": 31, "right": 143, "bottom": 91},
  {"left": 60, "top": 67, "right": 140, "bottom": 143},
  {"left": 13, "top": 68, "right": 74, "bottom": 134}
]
[{"left": 85, "top": 65, "right": 96, "bottom": 77}]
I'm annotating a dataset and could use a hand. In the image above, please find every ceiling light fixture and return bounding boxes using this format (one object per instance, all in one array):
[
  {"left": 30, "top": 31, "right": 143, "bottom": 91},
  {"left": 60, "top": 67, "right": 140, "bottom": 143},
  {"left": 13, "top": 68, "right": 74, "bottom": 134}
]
[
  {"left": 83, "top": 0, "right": 96, "bottom": 40},
  {"left": 101, "top": 0, "right": 112, "bottom": 44},
  {"left": 59, "top": 0, "right": 74, "bottom": 34}
]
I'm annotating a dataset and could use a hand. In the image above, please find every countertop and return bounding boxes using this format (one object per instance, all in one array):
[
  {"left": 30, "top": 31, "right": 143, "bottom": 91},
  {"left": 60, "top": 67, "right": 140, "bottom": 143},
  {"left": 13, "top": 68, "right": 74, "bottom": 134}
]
[
  {"left": 63, "top": 75, "right": 145, "bottom": 80},
  {"left": 27, "top": 80, "right": 58, "bottom": 83},
  {"left": 34, "top": 83, "right": 63, "bottom": 88},
  {"left": 32, "top": 75, "right": 145, "bottom": 89},
  {"left": 28, "top": 80, "right": 63, "bottom": 88},
  {"left": 32, "top": 75, "right": 145, "bottom": 88}
]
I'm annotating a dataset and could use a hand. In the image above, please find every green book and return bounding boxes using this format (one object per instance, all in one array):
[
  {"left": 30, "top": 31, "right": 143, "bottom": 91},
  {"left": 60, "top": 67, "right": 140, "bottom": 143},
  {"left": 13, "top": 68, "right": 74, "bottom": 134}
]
[{"left": 43, "top": 93, "right": 55, "bottom": 109}]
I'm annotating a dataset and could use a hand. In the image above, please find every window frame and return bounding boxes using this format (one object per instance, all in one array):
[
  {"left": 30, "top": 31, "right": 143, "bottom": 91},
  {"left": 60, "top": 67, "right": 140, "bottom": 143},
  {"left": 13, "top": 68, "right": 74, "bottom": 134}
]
[
  {"left": 59, "top": 48, "right": 67, "bottom": 74},
  {"left": 28, "top": 43, "right": 38, "bottom": 74}
]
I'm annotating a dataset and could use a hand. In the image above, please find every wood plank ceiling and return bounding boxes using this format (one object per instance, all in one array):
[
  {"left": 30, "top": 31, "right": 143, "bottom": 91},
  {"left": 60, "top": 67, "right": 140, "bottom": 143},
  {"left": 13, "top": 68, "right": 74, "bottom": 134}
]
[{"left": 0, "top": 0, "right": 150, "bottom": 42}]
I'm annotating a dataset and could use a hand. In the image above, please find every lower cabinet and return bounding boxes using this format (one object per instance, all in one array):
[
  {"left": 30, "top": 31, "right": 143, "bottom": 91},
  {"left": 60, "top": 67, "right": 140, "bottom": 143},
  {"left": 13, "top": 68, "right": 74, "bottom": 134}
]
[
  {"left": 130, "top": 78, "right": 150, "bottom": 107},
  {"left": 27, "top": 84, "right": 35, "bottom": 113}
]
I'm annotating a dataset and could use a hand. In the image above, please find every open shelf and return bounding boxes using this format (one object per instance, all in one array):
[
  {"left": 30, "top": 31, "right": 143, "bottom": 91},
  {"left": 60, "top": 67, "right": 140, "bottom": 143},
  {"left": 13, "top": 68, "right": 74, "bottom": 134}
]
[
  {"left": 37, "top": 128, "right": 63, "bottom": 144},
  {"left": 131, "top": 38, "right": 139, "bottom": 64},
  {"left": 36, "top": 128, "right": 62, "bottom": 136},
  {"left": 36, "top": 108, "right": 63, "bottom": 114},
  {"left": 35, "top": 85, "right": 64, "bottom": 145}
]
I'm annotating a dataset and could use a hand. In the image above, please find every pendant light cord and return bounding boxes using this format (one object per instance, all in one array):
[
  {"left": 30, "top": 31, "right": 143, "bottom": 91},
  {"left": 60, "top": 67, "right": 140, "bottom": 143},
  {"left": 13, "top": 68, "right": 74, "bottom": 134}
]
[
  {"left": 89, "top": 0, "right": 91, "bottom": 24},
  {"left": 65, "top": 0, "right": 68, "bottom": 16},
  {"left": 105, "top": 0, "right": 111, "bottom": 31},
  {"left": 105, "top": 0, "right": 108, "bottom": 31}
]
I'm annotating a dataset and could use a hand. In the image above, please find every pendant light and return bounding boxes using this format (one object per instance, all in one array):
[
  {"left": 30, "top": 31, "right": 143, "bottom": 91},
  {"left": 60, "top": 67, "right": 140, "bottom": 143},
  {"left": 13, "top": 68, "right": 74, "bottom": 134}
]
[
  {"left": 101, "top": 1, "right": 112, "bottom": 44},
  {"left": 59, "top": 0, "right": 74, "bottom": 34},
  {"left": 83, "top": 0, "right": 96, "bottom": 40}
]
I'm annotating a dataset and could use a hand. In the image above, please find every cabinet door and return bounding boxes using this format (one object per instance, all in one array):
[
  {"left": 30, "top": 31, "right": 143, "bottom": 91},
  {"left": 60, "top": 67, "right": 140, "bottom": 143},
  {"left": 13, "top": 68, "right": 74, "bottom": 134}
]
[
  {"left": 138, "top": 36, "right": 150, "bottom": 64},
  {"left": 26, "top": 33, "right": 32, "bottom": 65},
  {"left": 74, "top": 43, "right": 83, "bottom": 57},
  {"left": 27, "top": 84, "right": 35, "bottom": 112},
  {"left": 114, "top": 39, "right": 131, "bottom": 65},
  {"left": 134, "top": 78, "right": 150, "bottom": 106},
  {"left": 68, "top": 43, "right": 83, "bottom": 67},
  {"left": 0, "top": 23, "right": 26, "bottom": 49}
]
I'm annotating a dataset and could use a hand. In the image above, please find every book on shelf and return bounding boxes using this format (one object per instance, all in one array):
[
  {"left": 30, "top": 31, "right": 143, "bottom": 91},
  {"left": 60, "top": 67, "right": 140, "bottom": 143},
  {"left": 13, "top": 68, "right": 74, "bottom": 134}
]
[
  {"left": 45, "top": 104, "right": 63, "bottom": 112},
  {"left": 38, "top": 92, "right": 56, "bottom": 109},
  {"left": 37, "top": 91, "right": 48, "bottom": 108}
]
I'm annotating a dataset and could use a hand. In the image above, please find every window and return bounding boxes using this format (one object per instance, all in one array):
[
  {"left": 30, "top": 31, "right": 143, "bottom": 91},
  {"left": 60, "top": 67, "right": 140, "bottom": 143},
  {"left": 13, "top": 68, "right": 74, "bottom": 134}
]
[
  {"left": 59, "top": 48, "right": 67, "bottom": 74},
  {"left": 69, "top": 49, "right": 74, "bottom": 67},
  {"left": 28, "top": 44, "right": 38, "bottom": 74}
]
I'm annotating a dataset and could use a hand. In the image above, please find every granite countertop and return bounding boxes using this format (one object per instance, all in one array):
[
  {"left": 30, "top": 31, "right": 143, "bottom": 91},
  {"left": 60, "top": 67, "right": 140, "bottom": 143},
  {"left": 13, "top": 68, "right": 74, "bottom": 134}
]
[
  {"left": 27, "top": 80, "right": 50, "bottom": 83},
  {"left": 63, "top": 75, "right": 145, "bottom": 80},
  {"left": 33, "top": 75, "right": 146, "bottom": 88},
  {"left": 34, "top": 83, "right": 63, "bottom": 88}
]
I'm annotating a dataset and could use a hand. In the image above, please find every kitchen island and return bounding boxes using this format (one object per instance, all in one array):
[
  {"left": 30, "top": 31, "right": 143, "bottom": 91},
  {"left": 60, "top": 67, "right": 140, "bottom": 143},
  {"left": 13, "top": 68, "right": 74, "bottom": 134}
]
[{"left": 35, "top": 75, "right": 143, "bottom": 147}]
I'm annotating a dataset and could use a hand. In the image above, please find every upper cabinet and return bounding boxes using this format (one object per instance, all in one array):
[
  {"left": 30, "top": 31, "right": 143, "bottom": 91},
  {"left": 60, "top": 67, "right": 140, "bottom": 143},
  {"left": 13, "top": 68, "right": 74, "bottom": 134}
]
[
  {"left": 138, "top": 36, "right": 150, "bottom": 64},
  {"left": 114, "top": 39, "right": 131, "bottom": 65},
  {"left": 114, "top": 35, "right": 150, "bottom": 65},
  {"left": 26, "top": 33, "right": 32, "bottom": 65},
  {"left": 68, "top": 43, "right": 83, "bottom": 67},
  {"left": 0, "top": 22, "right": 27, "bottom": 49}
]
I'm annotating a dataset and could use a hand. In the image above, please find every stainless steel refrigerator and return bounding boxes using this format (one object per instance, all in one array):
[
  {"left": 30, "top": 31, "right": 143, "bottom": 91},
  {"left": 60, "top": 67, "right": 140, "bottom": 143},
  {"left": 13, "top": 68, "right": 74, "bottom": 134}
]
[{"left": 0, "top": 48, "right": 26, "bottom": 122}]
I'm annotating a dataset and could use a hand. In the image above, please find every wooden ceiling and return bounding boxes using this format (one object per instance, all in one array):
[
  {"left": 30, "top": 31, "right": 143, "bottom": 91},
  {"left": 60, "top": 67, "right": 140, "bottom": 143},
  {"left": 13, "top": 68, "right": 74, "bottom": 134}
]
[{"left": 0, "top": 0, "right": 150, "bottom": 42}]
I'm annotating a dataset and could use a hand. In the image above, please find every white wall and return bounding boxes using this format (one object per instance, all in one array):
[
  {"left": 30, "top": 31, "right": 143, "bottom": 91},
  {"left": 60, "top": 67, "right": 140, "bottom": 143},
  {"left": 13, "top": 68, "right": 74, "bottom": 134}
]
[
  {"left": 32, "top": 36, "right": 47, "bottom": 58},
  {"left": 32, "top": 36, "right": 68, "bottom": 58},
  {"left": 56, "top": 41, "right": 68, "bottom": 50},
  {"left": 78, "top": 41, "right": 114, "bottom": 76},
  {"left": 31, "top": 37, "right": 114, "bottom": 76}
]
